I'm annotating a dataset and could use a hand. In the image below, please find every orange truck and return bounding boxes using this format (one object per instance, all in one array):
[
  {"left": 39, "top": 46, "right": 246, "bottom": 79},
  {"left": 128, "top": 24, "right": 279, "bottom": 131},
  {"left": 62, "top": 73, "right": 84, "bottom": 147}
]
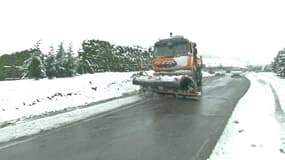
[{"left": 133, "top": 35, "right": 203, "bottom": 97}]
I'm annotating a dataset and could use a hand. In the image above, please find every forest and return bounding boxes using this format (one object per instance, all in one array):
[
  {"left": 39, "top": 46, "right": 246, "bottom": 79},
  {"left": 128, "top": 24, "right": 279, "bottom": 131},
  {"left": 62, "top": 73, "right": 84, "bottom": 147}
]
[{"left": 0, "top": 39, "right": 152, "bottom": 80}]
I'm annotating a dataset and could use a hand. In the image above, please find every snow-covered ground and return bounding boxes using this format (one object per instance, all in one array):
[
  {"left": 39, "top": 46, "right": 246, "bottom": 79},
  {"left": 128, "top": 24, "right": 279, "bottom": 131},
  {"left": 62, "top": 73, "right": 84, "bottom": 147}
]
[
  {"left": 0, "top": 72, "right": 141, "bottom": 143},
  {"left": 209, "top": 72, "right": 285, "bottom": 159},
  {"left": 0, "top": 96, "right": 143, "bottom": 148},
  {"left": 0, "top": 72, "right": 139, "bottom": 125}
]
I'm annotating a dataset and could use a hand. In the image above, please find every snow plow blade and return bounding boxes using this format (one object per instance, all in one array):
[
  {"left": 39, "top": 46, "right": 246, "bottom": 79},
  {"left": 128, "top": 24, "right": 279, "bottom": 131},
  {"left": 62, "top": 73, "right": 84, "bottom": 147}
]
[
  {"left": 133, "top": 76, "right": 201, "bottom": 97},
  {"left": 133, "top": 78, "right": 180, "bottom": 89}
]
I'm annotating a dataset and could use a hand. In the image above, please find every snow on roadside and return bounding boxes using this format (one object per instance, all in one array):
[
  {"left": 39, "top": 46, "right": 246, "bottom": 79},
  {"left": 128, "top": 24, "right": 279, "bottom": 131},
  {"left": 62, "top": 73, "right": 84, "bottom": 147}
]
[
  {"left": 209, "top": 72, "right": 285, "bottom": 160},
  {"left": 255, "top": 72, "right": 285, "bottom": 112},
  {"left": 0, "top": 72, "right": 140, "bottom": 127},
  {"left": 0, "top": 96, "right": 143, "bottom": 144}
]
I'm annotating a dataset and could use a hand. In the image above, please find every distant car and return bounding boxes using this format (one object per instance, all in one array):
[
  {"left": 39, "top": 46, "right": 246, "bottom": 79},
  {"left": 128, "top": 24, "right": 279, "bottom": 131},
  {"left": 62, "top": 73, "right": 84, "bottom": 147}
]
[
  {"left": 231, "top": 70, "right": 242, "bottom": 78},
  {"left": 215, "top": 70, "right": 226, "bottom": 77}
]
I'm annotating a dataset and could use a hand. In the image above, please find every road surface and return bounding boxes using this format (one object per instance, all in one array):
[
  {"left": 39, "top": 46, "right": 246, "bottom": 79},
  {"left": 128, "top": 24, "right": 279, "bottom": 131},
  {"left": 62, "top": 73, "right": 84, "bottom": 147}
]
[{"left": 0, "top": 76, "right": 250, "bottom": 160}]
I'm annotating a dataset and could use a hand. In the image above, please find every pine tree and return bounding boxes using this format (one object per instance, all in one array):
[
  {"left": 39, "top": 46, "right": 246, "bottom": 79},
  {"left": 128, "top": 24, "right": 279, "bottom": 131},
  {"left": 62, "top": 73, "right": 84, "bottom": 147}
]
[
  {"left": 45, "top": 45, "right": 57, "bottom": 79},
  {"left": 77, "top": 39, "right": 152, "bottom": 73},
  {"left": 276, "top": 49, "right": 285, "bottom": 76},
  {"left": 0, "top": 49, "right": 31, "bottom": 80},
  {"left": 77, "top": 49, "right": 94, "bottom": 74},
  {"left": 64, "top": 43, "right": 77, "bottom": 77},
  {"left": 55, "top": 42, "right": 67, "bottom": 77},
  {"left": 22, "top": 41, "right": 46, "bottom": 79}
]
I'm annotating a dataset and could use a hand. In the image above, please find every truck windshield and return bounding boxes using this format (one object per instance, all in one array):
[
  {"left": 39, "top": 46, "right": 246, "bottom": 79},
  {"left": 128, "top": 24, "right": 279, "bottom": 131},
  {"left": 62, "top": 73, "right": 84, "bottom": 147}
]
[{"left": 154, "top": 44, "right": 188, "bottom": 57}]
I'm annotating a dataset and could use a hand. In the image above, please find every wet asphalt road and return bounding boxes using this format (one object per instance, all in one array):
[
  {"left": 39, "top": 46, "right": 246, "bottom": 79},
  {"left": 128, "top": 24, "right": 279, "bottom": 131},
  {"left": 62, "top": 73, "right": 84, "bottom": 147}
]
[{"left": 0, "top": 76, "right": 250, "bottom": 160}]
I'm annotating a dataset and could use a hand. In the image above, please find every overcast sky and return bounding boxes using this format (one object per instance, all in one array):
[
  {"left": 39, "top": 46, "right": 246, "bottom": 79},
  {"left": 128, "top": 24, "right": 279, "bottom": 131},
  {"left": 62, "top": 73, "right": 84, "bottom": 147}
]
[{"left": 1, "top": 0, "right": 285, "bottom": 64}]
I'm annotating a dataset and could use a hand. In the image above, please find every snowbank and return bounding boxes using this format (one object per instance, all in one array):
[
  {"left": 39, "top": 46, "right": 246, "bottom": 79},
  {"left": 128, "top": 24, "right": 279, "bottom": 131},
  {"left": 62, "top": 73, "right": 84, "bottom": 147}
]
[
  {"left": 0, "top": 72, "right": 140, "bottom": 127},
  {"left": 209, "top": 72, "right": 285, "bottom": 160},
  {"left": 0, "top": 96, "right": 142, "bottom": 145},
  {"left": 255, "top": 72, "right": 285, "bottom": 112}
]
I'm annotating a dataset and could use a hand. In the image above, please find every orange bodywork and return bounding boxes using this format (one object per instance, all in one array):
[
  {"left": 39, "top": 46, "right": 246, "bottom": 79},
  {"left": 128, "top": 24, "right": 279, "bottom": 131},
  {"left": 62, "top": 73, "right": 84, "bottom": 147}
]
[{"left": 152, "top": 56, "right": 194, "bottom": 72}]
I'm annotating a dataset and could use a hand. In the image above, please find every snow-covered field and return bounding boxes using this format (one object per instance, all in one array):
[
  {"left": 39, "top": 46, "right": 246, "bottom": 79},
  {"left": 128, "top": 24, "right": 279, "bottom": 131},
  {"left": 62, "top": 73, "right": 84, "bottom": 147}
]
[
  {"left": 0, "top": 72, "right": 141, "bottom": 143},
  {"left": 209, "top": 72, "right": 285, "bottom": 159},
  {"left": 0, "top": 72, "right": 140, "bottom": 125}
]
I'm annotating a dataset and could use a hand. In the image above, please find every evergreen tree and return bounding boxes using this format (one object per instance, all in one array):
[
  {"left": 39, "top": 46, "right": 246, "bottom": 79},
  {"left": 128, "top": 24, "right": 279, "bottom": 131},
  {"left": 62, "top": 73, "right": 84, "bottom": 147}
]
[
  {"left": 45, "top": 45, "right": 57, "bottom": 79},
  {"left": 79, "top": 39, "right": 153, "bottom": 72},
  {"left": 77, "top": 49, "right": 94, "bottom": 74},
  {"left": 275, "top": 49, "right": 285, "bottom": 76},
  {"left": 64, "top": 43, "right": 77, "bottom": 77},
  {"left": 1, "top": 38, "right": 153, "bottom": 80},
  {"left": 80, "top": 39, "right": 115, "bottom": 72},
  {"left": 55, "top": 42, "right": 67, "bottom": 77},
  {"left": 0, "top": 50, "right": 31, "bottom": 80},
  {"left": 22, "top": 41, "right": 46, "bottom": 79}
]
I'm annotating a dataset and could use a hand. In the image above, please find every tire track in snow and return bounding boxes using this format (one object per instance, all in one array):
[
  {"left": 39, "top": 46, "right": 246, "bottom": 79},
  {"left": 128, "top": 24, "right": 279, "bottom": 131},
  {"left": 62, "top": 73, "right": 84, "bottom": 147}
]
[
  {"left": 257, "top": 78, "right": 285, "bottom": 118},
  {"left": 268, "top": 84, "right": 285, "bottom": 116},
  {"left": 268, "top": 84, "right": 285, "bottom": 153},
  {"left": 257, "top": 78, "right": 285, "bottom": 152}
]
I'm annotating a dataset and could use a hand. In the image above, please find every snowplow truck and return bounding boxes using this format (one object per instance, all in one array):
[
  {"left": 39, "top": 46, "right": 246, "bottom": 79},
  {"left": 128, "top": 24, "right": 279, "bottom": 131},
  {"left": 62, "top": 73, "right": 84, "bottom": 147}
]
[{"left": 133, "top": 36, "right": 203, "bottom": 97}]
